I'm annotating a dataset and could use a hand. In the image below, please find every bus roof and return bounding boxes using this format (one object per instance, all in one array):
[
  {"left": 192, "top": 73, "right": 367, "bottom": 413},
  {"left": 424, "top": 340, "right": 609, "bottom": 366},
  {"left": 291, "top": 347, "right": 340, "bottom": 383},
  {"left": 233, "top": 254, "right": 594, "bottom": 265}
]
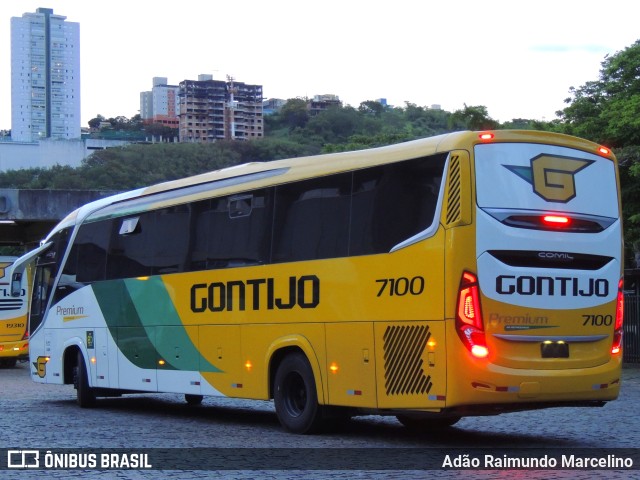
[
  {"left": 47, "top": 130, "right": 614, "bottom": 236},
  {"left": 140, "top": 130, "right": 613, "bottom": 198}
]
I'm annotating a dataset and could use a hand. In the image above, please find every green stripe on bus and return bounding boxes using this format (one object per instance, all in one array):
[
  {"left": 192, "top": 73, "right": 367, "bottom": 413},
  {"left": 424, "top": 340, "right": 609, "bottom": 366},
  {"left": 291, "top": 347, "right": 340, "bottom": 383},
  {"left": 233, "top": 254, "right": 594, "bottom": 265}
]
[
  {"left": 92, "top": 278, "right": 221, "bottom": 373},
  {"left": 124, "top": 277, "right": 221, "bottom": 373},
  {"left": 92, "top": 280, "right": 159, "bottom": 369}
]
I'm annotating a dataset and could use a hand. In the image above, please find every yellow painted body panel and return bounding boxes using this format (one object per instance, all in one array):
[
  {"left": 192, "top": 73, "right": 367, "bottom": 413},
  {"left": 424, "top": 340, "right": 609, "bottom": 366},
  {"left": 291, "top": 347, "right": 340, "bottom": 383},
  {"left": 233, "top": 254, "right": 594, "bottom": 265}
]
[
  {"left": 164, "top": 234, "right": 446, "bottom": 406},
  {"left": 0, "top": 313, "right": 29, "bottom": 359}
]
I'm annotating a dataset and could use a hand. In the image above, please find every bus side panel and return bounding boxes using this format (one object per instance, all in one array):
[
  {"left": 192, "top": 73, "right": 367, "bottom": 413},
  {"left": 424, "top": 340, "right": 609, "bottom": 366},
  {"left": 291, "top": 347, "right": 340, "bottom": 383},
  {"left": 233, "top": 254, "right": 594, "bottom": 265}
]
[
  {"left": 237, "top": 323, "right": 327, "bottom": 401},
  {"left": 156, "top": 325, "right": 203, "bottom": 395},
  {"left": 374, "top": 320, "right": 446, "bottom": 409},
  {"left": 198, "top": 325, "right": 242, "bottom": 397},
  {"left": 326, "top": 322, "right": 377, "bottom": 408}
]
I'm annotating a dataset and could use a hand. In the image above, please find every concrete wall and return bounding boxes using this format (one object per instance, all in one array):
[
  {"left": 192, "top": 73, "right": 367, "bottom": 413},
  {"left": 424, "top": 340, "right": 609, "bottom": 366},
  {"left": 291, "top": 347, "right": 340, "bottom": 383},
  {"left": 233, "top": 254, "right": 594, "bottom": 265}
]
[{"left": 0, "top": 138, "right": 130, "bottom": 172}]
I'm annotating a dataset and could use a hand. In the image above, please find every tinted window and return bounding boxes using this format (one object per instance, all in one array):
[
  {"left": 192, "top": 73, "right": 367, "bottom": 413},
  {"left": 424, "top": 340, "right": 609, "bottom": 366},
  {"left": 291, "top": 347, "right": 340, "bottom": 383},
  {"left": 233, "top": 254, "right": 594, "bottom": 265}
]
[
  {"left": 190, "top": 189, "right": 272, "bottom": 270},
  {"left": 107, "top": 213, "right": 154, "bottom": 279},
  {"left": 273, "top": 174, "right": 351, "bottom": 263},
  {"left": 351, "top": 154, "right": 446, "bottom": 254},
  {"left": 70, "top": 220, "right": 111, "bottom": 283},
  {"left": 65, "top": 153, "right": 447, "bottom": 281}
]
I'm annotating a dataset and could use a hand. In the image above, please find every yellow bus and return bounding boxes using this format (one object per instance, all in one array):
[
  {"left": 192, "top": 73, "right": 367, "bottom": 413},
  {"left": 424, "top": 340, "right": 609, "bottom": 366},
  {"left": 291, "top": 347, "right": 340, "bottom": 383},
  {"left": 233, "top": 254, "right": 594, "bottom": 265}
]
[
  {"left": 13, "top": 130, "right": 624, "bottom": 433},
  {"left": 0, "top": 256, "right": 29, "bottom": 367}
]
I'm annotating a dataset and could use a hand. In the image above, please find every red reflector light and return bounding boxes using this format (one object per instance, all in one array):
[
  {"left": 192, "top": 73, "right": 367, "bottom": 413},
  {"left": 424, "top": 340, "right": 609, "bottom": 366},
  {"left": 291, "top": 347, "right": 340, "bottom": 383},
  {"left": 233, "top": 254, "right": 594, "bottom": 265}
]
[
  {"left": 479, "top": 133, "right": 494, "bottom": 140},
  {"left": 543, "top": 215, "right": 570, "bottom": 225},
  {"left": 612, "top": 278, "right": 624, "bottom": 355},
  {"left": 615, "top": 278, "right": 624, "bottom": 330}
]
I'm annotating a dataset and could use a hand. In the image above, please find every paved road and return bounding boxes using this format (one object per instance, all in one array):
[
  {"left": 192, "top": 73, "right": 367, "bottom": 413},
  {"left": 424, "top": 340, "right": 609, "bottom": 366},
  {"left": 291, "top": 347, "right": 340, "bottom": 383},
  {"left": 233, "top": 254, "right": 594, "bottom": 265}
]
[{"left": 1, "top": 361, "right": 638, "bottom": 479}]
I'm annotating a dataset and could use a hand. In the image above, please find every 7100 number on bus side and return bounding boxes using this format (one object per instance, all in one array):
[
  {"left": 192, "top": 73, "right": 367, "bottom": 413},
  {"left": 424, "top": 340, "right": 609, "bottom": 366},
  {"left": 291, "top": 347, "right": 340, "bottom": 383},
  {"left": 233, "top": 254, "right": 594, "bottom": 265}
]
[
  {"left": 376, "top": 276, "right": 425, "bottom": 297},
  {"left": 582, "top": 314, "right": 613, "bottom": 326}
]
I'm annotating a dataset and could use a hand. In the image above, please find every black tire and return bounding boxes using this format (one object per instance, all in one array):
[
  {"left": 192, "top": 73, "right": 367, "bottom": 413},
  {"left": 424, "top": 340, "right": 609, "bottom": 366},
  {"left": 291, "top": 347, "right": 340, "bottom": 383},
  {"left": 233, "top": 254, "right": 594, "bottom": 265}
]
[
  {"left": 74, "top": 351, "right": 96, "bottom": 408},
  {"left": 274, "top": 352, "right": 323, "bottom": 434},
  {"left": 396, "top": 414, "right": 461, "bottom": 431},
  {"left": 0, "top": 359, "right": 17, "bottom": 368},
  {"left": 185, "top": 394, "right": 203, "bottom": 405}
]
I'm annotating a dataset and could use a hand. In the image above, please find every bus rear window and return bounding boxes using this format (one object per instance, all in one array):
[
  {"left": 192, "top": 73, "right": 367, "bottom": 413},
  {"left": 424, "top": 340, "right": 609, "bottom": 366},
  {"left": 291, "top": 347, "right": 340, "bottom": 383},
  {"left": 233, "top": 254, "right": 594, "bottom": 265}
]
[{"left": 474, "top": 143, "right": 618, "bottom": 220}]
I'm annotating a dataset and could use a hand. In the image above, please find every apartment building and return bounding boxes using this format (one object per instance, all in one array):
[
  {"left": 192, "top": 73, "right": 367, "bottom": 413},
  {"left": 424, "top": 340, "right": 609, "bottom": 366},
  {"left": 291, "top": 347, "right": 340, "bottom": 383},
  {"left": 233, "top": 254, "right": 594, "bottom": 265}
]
[
  {"left": 140, "top": 77, "right": 180, "bottom": 128},
  {"left": 11, "top": 8, "right": 81, "bottom": 142},
  {"left": 179, "top": 74, "right": 263, "bottom": 143}
]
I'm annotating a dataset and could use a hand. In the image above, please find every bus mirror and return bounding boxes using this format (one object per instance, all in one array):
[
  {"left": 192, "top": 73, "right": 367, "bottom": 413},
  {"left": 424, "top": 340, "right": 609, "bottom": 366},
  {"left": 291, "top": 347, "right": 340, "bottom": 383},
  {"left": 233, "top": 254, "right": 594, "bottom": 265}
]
[{"left": 11, "top": 272, "right": 22, "bottom": 297}]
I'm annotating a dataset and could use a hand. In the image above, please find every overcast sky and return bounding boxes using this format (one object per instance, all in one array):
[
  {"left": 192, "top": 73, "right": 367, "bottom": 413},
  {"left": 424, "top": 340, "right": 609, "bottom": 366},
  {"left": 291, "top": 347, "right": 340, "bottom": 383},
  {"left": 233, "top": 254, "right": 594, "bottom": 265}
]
[{"left": 1, "top": 0, "right": 639, "bottom": 130}]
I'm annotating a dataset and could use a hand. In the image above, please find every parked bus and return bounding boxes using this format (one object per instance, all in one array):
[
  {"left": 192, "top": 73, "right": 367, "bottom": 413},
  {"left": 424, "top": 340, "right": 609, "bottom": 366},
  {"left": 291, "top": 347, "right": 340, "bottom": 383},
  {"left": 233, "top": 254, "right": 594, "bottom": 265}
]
[
  {"left": 12, "top": 130, "right": 624, "bottom": 433},
  {"left": 0, "top": 256, "right": 29, "bottom": 367}
]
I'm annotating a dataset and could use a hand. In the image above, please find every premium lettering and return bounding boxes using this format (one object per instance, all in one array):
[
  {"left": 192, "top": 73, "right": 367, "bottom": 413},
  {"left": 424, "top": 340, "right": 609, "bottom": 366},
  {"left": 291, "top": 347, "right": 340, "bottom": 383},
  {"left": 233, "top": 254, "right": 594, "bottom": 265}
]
[{"left": 190, "top": 275, "right": 320, "bottom": 313}]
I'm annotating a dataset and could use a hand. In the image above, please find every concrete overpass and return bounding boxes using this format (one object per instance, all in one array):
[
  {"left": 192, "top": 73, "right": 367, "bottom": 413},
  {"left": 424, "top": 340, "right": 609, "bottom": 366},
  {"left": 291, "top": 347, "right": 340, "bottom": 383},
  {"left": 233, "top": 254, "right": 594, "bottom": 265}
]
[{"left": 0, "top": 189, "right": 118, "bottom": 248}]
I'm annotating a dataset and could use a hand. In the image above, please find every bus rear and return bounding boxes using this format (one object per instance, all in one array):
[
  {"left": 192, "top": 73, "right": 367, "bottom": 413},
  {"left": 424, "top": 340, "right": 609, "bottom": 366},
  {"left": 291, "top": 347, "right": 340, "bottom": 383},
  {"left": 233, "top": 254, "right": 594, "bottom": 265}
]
[
  {"left": 0, "top": 256, "right": 29, "bottom": 367},
  {"left": 447, "top": 133, "right": 623, "bottom": 412}
]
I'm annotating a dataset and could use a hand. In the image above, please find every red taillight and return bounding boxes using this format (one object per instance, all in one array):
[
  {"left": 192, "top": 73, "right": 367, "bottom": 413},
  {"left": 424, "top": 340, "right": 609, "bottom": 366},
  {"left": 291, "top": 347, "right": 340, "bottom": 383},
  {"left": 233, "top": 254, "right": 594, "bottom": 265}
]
[
  {"left": 456, "top": 272, "right": 488, "bottom": 358},
  {"left": 22, "top": 330, "right": 29, "bottom": 341},
  {"left": 542, "top": 215, "right": 570, "bottom": 226},
  {"left": 612, "top": 278, "right": 624, "bottom": 355},
  {"left": 479, "top": 133, "right": 494, "bottom": 141},
  {"left": 598, "top": 146, "right": 610, "bottom": 156}
]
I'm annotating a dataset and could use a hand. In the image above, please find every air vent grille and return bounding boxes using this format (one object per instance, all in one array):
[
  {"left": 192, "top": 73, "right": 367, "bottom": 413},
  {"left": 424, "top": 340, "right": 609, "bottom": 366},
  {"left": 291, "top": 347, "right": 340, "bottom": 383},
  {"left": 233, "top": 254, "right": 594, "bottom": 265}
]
[
  {"left": 383, "top": 324, "right": 432, "bottom": 395},
  {"left": 446, "top": 155, "right": 461, "bottom": 225}
]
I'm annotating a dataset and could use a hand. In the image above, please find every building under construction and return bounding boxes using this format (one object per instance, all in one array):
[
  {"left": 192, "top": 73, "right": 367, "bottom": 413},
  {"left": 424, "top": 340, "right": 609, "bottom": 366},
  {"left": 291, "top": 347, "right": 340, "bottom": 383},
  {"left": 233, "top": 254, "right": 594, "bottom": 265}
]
[{"left": 178, "top": 75, "right": 263, "bottom": 143}]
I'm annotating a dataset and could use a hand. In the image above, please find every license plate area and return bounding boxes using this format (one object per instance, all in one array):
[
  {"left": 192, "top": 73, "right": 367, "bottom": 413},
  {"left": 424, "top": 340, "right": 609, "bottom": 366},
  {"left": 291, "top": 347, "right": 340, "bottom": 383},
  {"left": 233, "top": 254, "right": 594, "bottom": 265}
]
[{"left": 541, "top": 341, "right": 569, "bottom": 358}]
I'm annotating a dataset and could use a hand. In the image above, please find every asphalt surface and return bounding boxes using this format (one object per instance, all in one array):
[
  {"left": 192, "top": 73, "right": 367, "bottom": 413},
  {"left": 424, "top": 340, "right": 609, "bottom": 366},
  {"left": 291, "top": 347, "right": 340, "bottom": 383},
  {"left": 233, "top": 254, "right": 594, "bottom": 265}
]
[{"left": 1, "top": 361, "right": 638, "bottom": 479}]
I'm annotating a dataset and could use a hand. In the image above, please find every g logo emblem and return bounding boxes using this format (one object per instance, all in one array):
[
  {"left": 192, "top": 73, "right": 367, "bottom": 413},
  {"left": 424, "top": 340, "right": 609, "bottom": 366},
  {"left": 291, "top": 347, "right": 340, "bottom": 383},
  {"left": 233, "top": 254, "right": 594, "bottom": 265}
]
[
  {"left": 504, "top": 155, "right": 594, "bottom": 203},
  {"left": 0, "top": 262, "right": 11, "bottom": 280}
]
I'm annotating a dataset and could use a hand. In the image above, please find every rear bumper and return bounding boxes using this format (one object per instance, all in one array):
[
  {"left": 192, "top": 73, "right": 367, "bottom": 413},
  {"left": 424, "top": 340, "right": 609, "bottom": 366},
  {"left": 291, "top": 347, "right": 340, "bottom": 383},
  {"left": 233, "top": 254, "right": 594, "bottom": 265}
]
[
  {"left": 446, "top": 353, "right": 622, "bottom": 411},
  {"left": 0, "top": 341, "right": 29, "bottom": 359}
]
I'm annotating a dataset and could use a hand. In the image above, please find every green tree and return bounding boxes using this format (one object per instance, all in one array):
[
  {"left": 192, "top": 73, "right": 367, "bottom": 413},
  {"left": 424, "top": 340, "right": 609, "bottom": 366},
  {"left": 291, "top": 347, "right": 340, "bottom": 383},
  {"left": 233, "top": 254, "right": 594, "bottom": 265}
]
[
  {"left": 88, "top": 114, "right": 105, "bottom": 130},
  {"left": 279, "top": 98, "right": 310, "bottom": 130},
  {"left": 558, "top": 40, "right": 640, "bottom": 147},
  {"left": 448, "top": 104, "right": 499, "bottom": 131},
  {"left": 558, "top": 40, "right": 640, "bottom": 267}
]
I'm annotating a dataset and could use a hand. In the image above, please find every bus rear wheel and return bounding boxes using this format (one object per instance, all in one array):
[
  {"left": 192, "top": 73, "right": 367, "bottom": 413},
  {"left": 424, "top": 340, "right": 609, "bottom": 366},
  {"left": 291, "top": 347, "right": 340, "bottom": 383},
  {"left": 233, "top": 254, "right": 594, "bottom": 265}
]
[
  {"left": 185, "top": 394, "right": 203, "bottom": 405},
  {"left": 274, "top": 352, "right": 323, "bottom": 434},
  {"left": 396, "top": 414, "right": 461, "bottom": 431},
  {"left": 74, "top": 351, "right": 96, "bottom": 408}
]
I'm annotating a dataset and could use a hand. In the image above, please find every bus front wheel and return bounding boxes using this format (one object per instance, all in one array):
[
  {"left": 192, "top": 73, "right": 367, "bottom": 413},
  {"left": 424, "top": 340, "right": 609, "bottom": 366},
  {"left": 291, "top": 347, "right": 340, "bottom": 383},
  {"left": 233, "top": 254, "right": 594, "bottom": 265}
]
[
  {"left": 74, "top": 351, "right": 96, "bottom": 408},
  {"left": 274, "top": 352, "right": 323, "bottom": 434}
]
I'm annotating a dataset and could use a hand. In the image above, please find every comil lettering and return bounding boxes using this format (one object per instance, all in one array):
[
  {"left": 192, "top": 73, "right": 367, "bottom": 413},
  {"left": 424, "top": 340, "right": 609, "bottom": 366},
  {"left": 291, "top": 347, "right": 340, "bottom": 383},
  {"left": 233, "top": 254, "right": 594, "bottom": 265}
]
[
  {"left": 496, "top": 275, "right": 609, "bottom": 297},
  {"left": 537, "top": 252, "right": 574, "bottom": 260},
  {"left": 190, "top": 275, "right": 320, "bottom": 313}
]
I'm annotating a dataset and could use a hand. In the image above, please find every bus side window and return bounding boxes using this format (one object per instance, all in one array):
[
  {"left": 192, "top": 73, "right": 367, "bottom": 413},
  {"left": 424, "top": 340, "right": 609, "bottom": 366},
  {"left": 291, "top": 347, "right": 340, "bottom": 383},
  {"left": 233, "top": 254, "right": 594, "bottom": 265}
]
[
  {"left": 190, "top": 189, "right": 272, "bottom": 270},
  {"left": 150, "top": 205, "right": 190, "bottom": 274},
  {"left": 273, "top": 175, "right": 351, "bottom": 263},
  {"left": 351, "top": 154, "right": 446, "bottom": 254},
  {"left": 74, "top": 220, "right": 110, "bottom": 283},
  {"left": 107, "top": 214, "right": 153, "bottom": 279}
]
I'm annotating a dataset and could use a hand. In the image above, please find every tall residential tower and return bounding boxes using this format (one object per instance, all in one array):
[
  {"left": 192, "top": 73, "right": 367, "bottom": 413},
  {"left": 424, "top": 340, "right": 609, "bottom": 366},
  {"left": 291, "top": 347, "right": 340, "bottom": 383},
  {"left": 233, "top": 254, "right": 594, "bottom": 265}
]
[{"left": 11, "top": 8, "right": 80, "bottom": 142}]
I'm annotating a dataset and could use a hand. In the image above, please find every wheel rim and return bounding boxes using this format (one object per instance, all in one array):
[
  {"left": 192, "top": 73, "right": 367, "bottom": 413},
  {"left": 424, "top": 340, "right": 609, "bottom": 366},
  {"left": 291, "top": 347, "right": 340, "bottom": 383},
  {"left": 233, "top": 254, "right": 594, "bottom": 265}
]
[{"left": 282, "top": 371, "right": 307, "bottom": 418}]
